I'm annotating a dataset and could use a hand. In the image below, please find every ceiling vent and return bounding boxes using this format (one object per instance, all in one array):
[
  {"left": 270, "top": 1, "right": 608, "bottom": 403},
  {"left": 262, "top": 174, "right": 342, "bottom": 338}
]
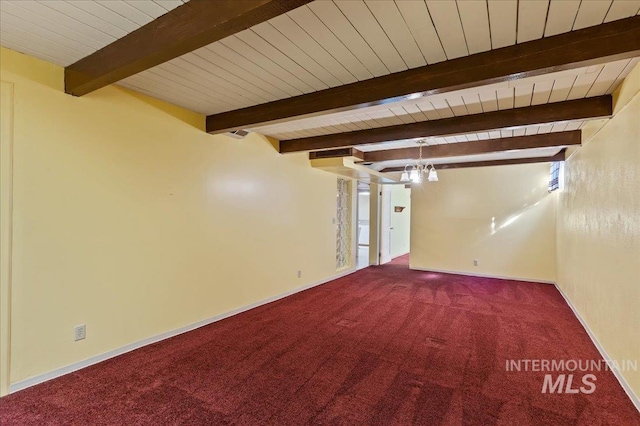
[{"left": 226, "top": 129, "right": 250, "bottom": 139}]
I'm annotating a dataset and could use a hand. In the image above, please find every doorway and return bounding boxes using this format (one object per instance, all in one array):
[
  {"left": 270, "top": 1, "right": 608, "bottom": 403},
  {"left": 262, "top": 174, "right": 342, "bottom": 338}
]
[
  {"left": 390, "top": 184, "right": 411, "bottom": 259},
  {"left": 356, "top": 183, "right": 370, "bottom": 270},
  {"left": 379, "top": 184, "right": 412, "bottom": 265},
  {"left": 379, "top": 185, "right": 392, "bottom": 264}
]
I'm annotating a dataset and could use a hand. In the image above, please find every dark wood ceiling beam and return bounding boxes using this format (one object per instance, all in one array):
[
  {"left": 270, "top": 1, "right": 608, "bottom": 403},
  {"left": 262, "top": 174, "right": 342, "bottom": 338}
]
[
  {"left": 65, "top": 0, "right": 312, "bottom": 96},
  {"left": 206, "top": 16, "right": 640, "bottom": 133},
  {"left": 280, "top": 96, "right": 610, "bottom": 153},
  {"left": 361, "top": 131, "right": 580, "bottom": 163},
  {"left": 380, "top": 150, "right": 566, "bottom": 172}
]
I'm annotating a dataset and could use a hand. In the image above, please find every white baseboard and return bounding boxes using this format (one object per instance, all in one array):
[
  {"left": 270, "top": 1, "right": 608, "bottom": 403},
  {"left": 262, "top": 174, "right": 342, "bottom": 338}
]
[
  {"left": 554, "top": 284, "right": 640, "bottom": 412},
  {"left": 9, "top": 267, "right": 357, "bottom": 394},
  {"left": 409, "top": 266, "right": 556, "bottom": 285}
]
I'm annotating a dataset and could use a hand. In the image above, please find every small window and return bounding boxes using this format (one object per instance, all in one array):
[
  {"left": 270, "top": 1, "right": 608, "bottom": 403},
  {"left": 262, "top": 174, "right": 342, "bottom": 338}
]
[{"left": 549, "top": 161, "right": 563, "bottom": 192}]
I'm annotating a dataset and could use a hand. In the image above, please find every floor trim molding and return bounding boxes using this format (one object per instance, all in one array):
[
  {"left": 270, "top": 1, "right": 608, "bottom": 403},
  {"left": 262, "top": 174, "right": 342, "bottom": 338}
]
[
  {"left": 9, "top": 267, "right": 357, "bottom": 394},
  {"left": 409, "top": 267, "right": 556, "bottom": 285},
  {"left": 554, "top": 283, "right": 640, "bottom": 412}
]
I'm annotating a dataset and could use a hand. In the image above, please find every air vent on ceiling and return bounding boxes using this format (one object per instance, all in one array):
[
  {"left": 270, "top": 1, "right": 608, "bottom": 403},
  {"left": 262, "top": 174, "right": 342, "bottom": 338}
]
[
  {"left": 310, "top": 148, "right": 353, "bottom": 159},
  {"left": 226, "top": 129, "right": 250, "bottom": 139}
]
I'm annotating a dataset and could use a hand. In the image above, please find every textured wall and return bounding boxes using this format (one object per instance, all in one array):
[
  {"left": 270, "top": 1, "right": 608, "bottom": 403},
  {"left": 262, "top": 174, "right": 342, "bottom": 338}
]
[
  {"left": 410, "top": 163, "right": 557, "bottom": 282},
  {"left": 556, "top": 63, "right": 640, "bottom": 397}
]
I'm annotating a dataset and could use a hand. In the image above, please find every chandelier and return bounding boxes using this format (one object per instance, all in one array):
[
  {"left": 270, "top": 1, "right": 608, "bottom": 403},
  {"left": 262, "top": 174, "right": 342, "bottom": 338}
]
[{"left": 400, "top": 140, "right": 438, "bottom": 183}]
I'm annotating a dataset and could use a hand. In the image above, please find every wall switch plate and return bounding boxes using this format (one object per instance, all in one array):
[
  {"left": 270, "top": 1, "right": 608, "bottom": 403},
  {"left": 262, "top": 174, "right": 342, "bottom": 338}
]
[
  {"left": 297, "top": 270, "right": 302, "bottom": 278},
  {"left": 74, "top": 324, "right": 86, "bottom": 341},
  {"left": 473, "top": 259, "right": 479, "bottom": 266}
]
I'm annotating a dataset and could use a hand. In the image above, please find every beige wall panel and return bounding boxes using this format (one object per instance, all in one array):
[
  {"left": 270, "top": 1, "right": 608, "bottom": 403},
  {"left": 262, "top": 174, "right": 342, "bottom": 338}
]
[
  {"left": 557, "top": 63, "right": 640, "bottom": 396},
  {"left": 410, "top": 163, "right": 557, "bottom": 282},
  {"left": 1, "top": 47, "right": 341, "bottom": 385}
]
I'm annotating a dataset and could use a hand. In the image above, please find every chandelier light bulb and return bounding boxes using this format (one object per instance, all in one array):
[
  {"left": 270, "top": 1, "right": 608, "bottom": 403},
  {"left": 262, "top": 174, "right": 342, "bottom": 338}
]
[{"left": 428, "top": 167, "right": 438, "bottom": 182}]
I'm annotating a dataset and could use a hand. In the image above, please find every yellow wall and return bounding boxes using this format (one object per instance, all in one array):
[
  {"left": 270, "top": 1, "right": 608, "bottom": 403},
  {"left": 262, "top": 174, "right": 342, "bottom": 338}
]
[
  {"left": 556, "top": 63, "right": 640, "bottom": 396},
  {"left": 410, "top": 163, "right": 557, "bottom": 282},
  {"left": 0, "top": 47, "right": 348, "bottom": 386}
]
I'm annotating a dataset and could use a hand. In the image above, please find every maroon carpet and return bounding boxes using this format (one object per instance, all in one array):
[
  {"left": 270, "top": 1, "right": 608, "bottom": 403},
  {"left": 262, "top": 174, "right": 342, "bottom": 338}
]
[{"left": 2, "top": 255, "right": 638, "bottom": 425}]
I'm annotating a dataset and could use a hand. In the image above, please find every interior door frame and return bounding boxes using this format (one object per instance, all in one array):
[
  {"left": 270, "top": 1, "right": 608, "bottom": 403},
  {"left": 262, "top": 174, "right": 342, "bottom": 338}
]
[
  {"left": 0, "top": 80, "right": 14, "bottom": 396},
  {"left": 369, "top": 184, "right": 380, "bottom": 266}
]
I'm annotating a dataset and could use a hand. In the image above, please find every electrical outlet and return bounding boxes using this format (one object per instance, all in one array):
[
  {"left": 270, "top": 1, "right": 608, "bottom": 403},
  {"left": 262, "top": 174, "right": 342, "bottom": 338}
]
[
  {"left": 297, "top": 270, "right": 302, "bottom": 278},
  {"left": 74, "top": 324, "right": 86, "bottom": 341},
  {"left": 473, "top": 259, "right": 479, "bottom": 267}
]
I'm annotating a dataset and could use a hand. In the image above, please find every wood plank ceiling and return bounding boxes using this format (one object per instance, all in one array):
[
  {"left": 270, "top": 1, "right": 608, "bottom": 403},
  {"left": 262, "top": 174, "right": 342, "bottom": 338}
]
[
  {"left": 1, "top": 0, "right": 639, "bottom": 172},
  {"left": 0, "top": 1, "right": 189, "bottom": 66}
]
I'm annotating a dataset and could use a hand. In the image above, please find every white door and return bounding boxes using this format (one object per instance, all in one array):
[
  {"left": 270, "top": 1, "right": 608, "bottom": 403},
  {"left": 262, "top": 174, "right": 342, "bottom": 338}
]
[
  {"left": 379, "top": 185, "right": 393, "bottom": 264},
  {"left": 390, "top": 185, "right": 411, "bottom": 258}
]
